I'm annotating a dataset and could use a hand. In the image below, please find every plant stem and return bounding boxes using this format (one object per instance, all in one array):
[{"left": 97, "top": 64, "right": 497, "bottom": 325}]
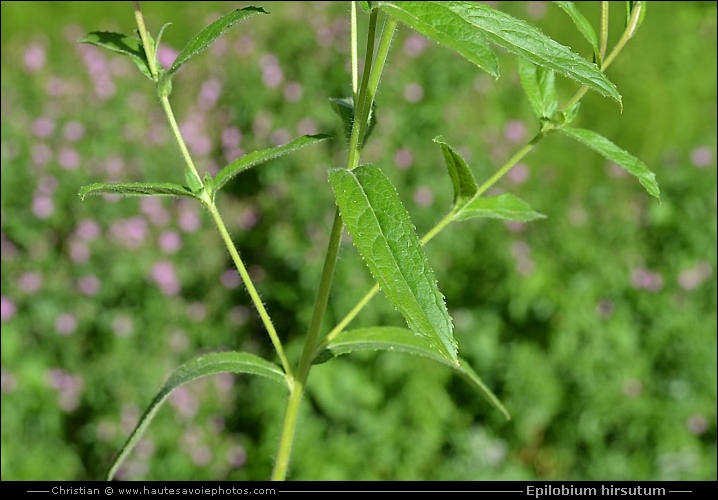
[
  {"left": 158, "top": 85, "right": 292, "bottom": 378},
  {"left": 601, "top": 2, "right": 643, "bottom": 71},
  {"left": 205, "top": 201, "right": 293, "bottom": 377},
  {"left": 271, "top": 11, "right": 397, "bottom": 481},
  {"left": 346, "top": 8, "right": 378, "bottom": 171},
  {"left": 565, "top": 4, "right": 642, "bottom": 112},
  {"left": 132, "top": 1, "right": 158, "bottom": 80},
  {"left": 159, "top": 96, "right": 203, "bottom": 186},
  {"left": 599, "top": 2, "right": 609, "bottom": 63},
  {"left": 351, "top": 1, "right": 359, "bottom": 97}
]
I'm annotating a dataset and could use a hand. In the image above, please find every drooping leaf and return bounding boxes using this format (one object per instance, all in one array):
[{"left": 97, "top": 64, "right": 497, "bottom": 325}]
[
  {"left": 375, "top": 1, "right": 499, "bottom": 78},
  {"left": 517, "top": 58, "right": 558, "bottom": 121},
  {"left": 107, "top": 351, "right": 287, "bottom": 480},
  {"left": 214, "top": 134, "right": 331, "bottom": 192},
  {"left": 329, "top": 164, "right": 458, "bottom": 362},
  {"left": 78, "top": 182, "right": 198, "bottom": 201},
  {"left": 323, "top": 327, "right": 510, "bottom": 420},
  {"left": 169, "top": 7, "right": 268, "bottom": 75},
  {"left": 559, "top": 127, "right": 660, "bottom": 201},
  {"left": 329, "top": 97, "right": 377, "bottom": 147},
  {"left": 553, "top": 2, "right": 599, "bottom": 58},
  {"left": 455, "top": 193, "right": 546, "bottom": 222},
  {"left": 79, "top": 31, "right": 152, "bottom": 79},
  {"left": 432, "top": 136, "right": 478, "bottom": 211},
  {"left": 377, "top": 1, "right": 621, "bottom": 105}
]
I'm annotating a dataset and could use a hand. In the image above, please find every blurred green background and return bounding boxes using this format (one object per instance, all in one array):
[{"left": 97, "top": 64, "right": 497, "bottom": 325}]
[{"left": 1, "top": 1, "right": 716, "bottom": 481}]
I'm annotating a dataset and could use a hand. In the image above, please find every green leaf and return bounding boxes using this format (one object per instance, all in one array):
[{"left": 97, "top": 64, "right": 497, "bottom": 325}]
[
  {"left": 559, "top": 127, "right": 660, "bottom": 201},
  {"left": 455, "top": 193, "right": 547, "bottom": 222},
  {"left": 359, "top": 1, "right": 374, "bottom": 12},
  {"left": 329, "top": 97, "right": 376, "bottom": 147},
  {"left": 376, "top": 1, "right": 499, "bottom": 78},
  {"left": 214, "top": 134, "right": 331, "bottom": 192},
  {"left": 107, "top": 351, "right": 287, "bottom": 480},
  {"left": 377, "top": 1, "right": 621, "bottom": 105},
  {"left": 553, "top": 2, "right": 599, "bottom": 57},
  {"left": 184, "top": 168, "right": 203, "bottom": 193},
  {"left": 329, "top": 164, "right": 458, "bottom": 362},
  {"left": 78, "top": 31, "right": 152, "bottom": 79},
  {"left": 432, "top": 136, "right": 478, "bottom": 211},
  {"left": 517, "top": 58, "right": 558, "bottom": 121},
  {"left": 324, "top": 327, "right": 510, "bottom": 420},
  {"left": 169, "top": 7, "right": 267, "bottom": 75},
  {"left": 78, "top": 182, "right": 198, "bottom": 201}
]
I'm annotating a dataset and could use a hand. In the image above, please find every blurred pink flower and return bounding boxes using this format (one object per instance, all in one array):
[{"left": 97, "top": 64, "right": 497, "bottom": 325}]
[
  {"left": 690, "top": 146, "right": 713, "bottom": 168},
  {"left": 75, "top": 219, "right": 101, "bottom": 241},
  {"left": 169, "top": 386, "right": 198, "bottom": 418},
  {"left": 404, "top": 33, "right": 428, "bottom": 57},
  {"left": 78, "top": 275, "right": 101, "bottom": 296},
  {"left": 221, "top": 127, "right": 242, "bottom": 149},
  {"left": 283, "top": 81, "right": 303, "bottom": 102},
  {"left": 227, "top": 445, "right": 247, "bottom": 468},
  {"left": 32, "top": 195, "right": 54, "bottom": 219},
  {"left": 221, "top": 269, "right": 241, "bottom": 290},
  {"left": 151, "top": 261, "right": 181, "bottom": 296},
  {"left": 31, "top": 144, "right": 52, "bottom": 166},
  {"left": 63, "top": 121, "right": 85, "bottom": 142},
  {"left": 504, "top": 120, "right": 527, "bottom": 143},
  {"left": 198, "top": 78, "right": 222, "bottom": 109},
  {"left": 58, "top": 147, "right": 80, "bottom": 170},
  {"left": 156, "top": 45, "right": 178, "bottom": 69},
  {"left": 32, "top": 117, "right": 55, "bottom": 138},
  {"left": 630, "top": 267, "right": 664, "bottom": 292},
  {"left": 394, "top": 148, "right": 414, "bottom": 170},
  {"left": 112, "top": 315, "right": 134, "bottom": 338},
  {"left": 1, "top": 296, "right": 16, "bottom": 322},
  {"left": 507, "top": 162, "right": 530, "bottom": 184},
  {"left": 413, "top": 186, "right": 434, "bottom": 206},
  {"left": 404, "top": 82, "right": 424, "bottom": 103},
  {"left": 159, "top": 230, "right": 182, "bottom": 254},
  {"left": 55, "top": 313, "right": 78, "bottom": 336},
  {"left": 24, "top": 42, "right": 46, "bottom": 72},
  {"left": 19, "top": 272, "right": 43, "bottom": 293}
]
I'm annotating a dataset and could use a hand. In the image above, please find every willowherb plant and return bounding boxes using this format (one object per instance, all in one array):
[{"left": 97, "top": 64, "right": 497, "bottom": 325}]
[{"left": 78, "top": 1, "right": 658, "bottom": 481}]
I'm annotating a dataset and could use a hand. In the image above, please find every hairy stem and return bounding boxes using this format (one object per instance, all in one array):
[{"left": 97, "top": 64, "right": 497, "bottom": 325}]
[
  {"left": 158, "top": 79, "right": 291, "bottom": 377},
  {"left": 132, "top": 1, "right": 158, "bottom": 80},
  {"left": 271, "top": 10, "right": 396, "bottom": 482}
]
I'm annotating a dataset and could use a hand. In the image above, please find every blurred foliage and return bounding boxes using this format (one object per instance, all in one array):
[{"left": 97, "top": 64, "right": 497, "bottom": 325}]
[{"left": 1, "top": 1, "right": 716, "bottom": 481}]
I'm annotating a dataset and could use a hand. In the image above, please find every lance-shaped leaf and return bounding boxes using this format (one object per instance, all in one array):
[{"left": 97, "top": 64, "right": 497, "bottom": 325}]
[
  {"left": 107, "top": 351, "right": 287, "bottom": 480},
  {"left": 518, "top": 58, "right": 558, "bottom": 121},
  {"left": 79, "top": 31, "right": 152, "bottom": 79},
  {"left": 376, "top": 1, "right": 621, "bottom": 105},
  {"left": 214, "top": 134, "right": 331, "bottom": 192},
  {"left": 78, "top": 182, "right": 198, "bottom": 201},
  {"left": 329, "top": 164, "right": 457, "bottom": 362},
  {"left": 169, "top": 7, "right": 268, "bottom": 76},
  {"left": 432, "top": 136, "right": 478, "bottom": 211},
  {"left": 559, "top": 127, "right": 660, "bottom": 201},
  {"left": 376, "top": 1, "right": 498, "bottom": 78},
  {"left": 323, "top": 327, "right": 509, "bottom": 420},
  {"left": 553, "top": 2, "right": 599, "bottom": 59},
  {"left": 455, "top": 193, "right": 546, "bottom": 222}
]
